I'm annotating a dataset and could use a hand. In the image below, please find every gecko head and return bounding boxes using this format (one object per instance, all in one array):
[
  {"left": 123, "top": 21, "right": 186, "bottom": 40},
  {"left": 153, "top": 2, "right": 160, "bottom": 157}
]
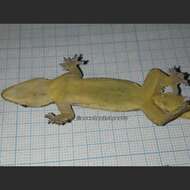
[
  {"left": 1, "top": 78, "right": 53, "bottom": 107},
  {"left": 152, "top": 92, "right": 185, "bottom": 112}
]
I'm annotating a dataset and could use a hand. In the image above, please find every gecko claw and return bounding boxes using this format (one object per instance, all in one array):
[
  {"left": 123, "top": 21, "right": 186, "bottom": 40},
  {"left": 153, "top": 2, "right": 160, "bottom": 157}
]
[
  {"left": 174, "top": 66, "right": 181, "bottom": 72},
  {"left": 76, "top": 54, "right": 88, "bottom": 64},
  {"left": 45, "top": 112, "right": 55, "bottom": 118},
  {"left": 77, "top": 54, "right": 83, "bottom": 61}
]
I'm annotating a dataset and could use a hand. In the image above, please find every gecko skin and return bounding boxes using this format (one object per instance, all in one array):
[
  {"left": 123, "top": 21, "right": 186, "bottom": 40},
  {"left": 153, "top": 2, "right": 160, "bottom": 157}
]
[{"left": 1, "top": 54, "right": 190, "bottom": 126}]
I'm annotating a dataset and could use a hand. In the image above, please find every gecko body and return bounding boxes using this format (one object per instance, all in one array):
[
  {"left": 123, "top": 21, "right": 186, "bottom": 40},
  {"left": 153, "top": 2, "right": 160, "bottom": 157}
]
[{"left": 1, "top": 54, "right": 190, "bottom": 126}]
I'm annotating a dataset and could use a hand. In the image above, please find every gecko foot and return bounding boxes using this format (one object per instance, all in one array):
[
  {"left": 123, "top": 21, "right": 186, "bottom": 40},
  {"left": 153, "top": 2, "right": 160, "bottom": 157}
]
[
  {"left": 168, "top": 66, "right": 190, "bottom": 86},
  {"left": 45, "top": 112, "right": 73, "bottom": 125},
  {"left": 60, "top": 54, "right": 88, "bottom": 70}
]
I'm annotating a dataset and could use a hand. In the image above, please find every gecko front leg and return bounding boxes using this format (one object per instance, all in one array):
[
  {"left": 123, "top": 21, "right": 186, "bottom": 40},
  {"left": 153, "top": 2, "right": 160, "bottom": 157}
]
[
  {"left": 45, "top": 103, "right": 75, "bottom": 125},
  {"left": 59, "top": 54, "right": 88, "bottom": 78}
]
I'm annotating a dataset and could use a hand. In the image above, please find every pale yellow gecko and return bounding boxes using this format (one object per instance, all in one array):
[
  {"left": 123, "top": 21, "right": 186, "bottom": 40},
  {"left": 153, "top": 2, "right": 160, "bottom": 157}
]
[{"left": 1, "top": 54, "right": 190, "bottom": 126}]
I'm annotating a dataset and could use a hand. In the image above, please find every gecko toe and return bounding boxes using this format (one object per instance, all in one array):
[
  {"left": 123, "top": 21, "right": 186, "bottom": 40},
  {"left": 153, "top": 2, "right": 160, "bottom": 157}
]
[
  {"left": 45, "top": 112, "right": 56, "bottom": 119},
  {"left": 168, "top": 66, "right": 190, "bottom": 86},
  {"left": 77, "top": 54, "right": 83, "bottom": 61},
  {"left": 174, "top": 65, "right": 181, "bottom": 72},
  {"left": 83, "top": 60, "right": 89, "bottom": 65}
]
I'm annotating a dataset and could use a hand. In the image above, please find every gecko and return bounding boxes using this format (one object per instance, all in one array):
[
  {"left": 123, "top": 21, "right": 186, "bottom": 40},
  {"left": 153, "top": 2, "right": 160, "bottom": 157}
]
[{"left": 1, "top": 54, "right": 190, "bottom": 126}]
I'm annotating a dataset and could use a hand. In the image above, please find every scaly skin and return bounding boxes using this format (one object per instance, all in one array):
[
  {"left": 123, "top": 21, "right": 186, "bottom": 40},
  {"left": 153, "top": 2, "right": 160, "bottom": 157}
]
[{"left": 1, "top": 54, "right": 190, "bottom": 126}]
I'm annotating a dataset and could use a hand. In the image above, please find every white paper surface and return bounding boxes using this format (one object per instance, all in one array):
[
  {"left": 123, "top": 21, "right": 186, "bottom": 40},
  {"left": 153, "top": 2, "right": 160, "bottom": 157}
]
[{"left": 0, "top": 24, "right": 190, "bottom": 166}]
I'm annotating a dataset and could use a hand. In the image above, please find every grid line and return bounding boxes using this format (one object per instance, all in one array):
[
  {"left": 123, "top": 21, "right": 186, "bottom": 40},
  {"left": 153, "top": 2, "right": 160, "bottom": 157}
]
[{"left": 1, "top": 24, "right": 190, "bottom": 166}]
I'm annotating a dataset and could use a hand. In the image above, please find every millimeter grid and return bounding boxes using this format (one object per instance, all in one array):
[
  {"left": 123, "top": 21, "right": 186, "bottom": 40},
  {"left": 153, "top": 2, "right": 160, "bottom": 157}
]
[{"left": 0, "top": 24, "right": 190, "bottom": 166}]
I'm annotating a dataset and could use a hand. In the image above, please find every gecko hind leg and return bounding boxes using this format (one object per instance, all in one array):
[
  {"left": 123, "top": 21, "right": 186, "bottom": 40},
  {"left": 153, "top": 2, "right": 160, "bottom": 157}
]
[
  {"left": 143, "top": 99, "right": 190, "bottom": 126},
  {"left": 143, "top": 67, "right": 190, "bottom": 97}
]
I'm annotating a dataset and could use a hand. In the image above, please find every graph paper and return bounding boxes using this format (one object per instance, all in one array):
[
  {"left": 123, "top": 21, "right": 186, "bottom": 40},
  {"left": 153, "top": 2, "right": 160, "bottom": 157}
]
[{"left": 1, "top": 24, "right": 190, "bottom": 166}]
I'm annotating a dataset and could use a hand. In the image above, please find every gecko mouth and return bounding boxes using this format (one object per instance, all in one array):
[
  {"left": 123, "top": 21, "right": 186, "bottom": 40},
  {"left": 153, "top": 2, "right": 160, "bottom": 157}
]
[
  {"left": 1, "top": 90, "right": 17, "bottom": 104},
  {"left": 1, "top": 89, "right": 8, "bottom": 100}
]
